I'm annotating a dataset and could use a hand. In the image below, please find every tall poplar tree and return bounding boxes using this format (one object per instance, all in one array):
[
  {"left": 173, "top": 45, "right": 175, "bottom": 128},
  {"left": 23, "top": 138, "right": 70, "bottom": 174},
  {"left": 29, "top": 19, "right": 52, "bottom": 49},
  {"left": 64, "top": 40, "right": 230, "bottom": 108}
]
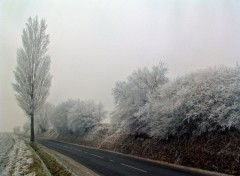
[{"left": 13, "top": 16, "right": 52, "bottom": 142}]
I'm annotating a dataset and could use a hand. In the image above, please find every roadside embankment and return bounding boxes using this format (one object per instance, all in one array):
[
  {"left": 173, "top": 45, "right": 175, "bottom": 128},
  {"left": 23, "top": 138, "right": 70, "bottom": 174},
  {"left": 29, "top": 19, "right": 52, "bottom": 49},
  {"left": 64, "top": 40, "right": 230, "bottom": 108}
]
[{"left": 53, "top": 129, "right": 240, "bottom": 175}]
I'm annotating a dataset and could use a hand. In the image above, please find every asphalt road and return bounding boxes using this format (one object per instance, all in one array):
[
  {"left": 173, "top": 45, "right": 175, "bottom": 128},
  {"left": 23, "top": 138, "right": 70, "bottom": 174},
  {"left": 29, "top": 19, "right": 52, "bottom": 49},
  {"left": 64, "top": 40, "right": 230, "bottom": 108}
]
[{"left": 37, "top": 139, "right": 211, "bottom": 176}]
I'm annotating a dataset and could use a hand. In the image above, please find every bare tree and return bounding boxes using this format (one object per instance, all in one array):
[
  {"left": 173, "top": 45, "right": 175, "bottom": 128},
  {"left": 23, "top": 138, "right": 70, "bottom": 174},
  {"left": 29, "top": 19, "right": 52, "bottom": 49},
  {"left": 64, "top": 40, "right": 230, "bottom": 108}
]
[{"left": 13, "top": 16, "right": 52, "bottom": 142}]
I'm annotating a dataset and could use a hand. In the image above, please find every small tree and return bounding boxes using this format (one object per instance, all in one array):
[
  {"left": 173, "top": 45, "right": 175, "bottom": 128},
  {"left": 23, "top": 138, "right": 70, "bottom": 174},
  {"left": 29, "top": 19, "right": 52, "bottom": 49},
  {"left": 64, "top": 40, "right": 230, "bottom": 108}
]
[
  {"left": 13, "top": 126, "right": 21, "bottom": 133},
  {"left": 36, "top": 102, "right": 54, "bottom": 133},
  {"left": 23, "top": 122, "right": 30, "bottom": 134},
  {"left": 13, "top": 16, "right": 52, "bottom": 142}
]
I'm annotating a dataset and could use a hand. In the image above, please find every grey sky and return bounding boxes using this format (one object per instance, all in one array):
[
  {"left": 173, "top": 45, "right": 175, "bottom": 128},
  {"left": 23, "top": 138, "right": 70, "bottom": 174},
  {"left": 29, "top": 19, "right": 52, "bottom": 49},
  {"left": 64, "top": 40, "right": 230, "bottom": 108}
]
[{"left": 1, "top": 0, "right": 240, "bottom": 132}]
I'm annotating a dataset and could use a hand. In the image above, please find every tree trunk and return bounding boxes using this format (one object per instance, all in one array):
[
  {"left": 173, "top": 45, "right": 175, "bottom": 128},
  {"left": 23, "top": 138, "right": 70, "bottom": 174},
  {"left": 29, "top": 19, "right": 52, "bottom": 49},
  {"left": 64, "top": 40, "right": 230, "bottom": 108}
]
[{"left": 30, "top": 113, "right": 35, "bottom": 142}]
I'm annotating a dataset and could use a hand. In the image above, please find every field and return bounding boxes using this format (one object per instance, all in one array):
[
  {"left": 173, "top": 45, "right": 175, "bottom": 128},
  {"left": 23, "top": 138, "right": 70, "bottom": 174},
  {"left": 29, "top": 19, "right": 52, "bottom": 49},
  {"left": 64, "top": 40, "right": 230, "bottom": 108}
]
[
  {"left": 0, "top": 133, "right": 15, "bottom": 173},
  {"left": 0, "top": 133, "right": 35, "bottom": 175}
]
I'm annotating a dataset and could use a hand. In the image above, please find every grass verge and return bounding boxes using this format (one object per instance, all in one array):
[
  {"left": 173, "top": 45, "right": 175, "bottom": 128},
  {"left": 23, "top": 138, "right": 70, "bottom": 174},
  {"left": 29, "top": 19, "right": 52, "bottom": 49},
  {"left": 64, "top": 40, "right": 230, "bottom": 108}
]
[
  {"left": 25, "top": 142, "right": 50, "bottom": 176},
  {"left": 30, "top": 143, "right": 72, "bottom": 176}
]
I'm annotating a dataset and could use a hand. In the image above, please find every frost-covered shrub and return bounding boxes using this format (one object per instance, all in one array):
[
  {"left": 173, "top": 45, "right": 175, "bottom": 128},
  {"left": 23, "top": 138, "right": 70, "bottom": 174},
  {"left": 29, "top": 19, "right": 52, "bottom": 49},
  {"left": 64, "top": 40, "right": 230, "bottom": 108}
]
[
  {"left": 137, "top": 66, "right": 240, "bottom": 138},
  {"left": 67, "top": 100, "right": 106, "bottom": 136}
]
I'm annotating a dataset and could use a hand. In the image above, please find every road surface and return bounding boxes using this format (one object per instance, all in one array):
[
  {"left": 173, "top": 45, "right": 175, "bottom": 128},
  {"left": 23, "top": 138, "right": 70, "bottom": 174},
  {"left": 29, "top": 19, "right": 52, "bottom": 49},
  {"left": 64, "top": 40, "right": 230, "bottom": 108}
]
[{"left": 37, "top": 139, "right": 212, "bottom": 176}]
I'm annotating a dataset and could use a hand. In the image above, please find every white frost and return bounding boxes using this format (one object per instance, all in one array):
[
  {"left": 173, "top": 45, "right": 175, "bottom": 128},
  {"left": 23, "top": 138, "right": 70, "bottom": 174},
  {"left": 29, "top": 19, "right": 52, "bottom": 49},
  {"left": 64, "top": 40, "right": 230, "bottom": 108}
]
[{"left": 2, "top": 135, "right": 34, "bottom": 176}]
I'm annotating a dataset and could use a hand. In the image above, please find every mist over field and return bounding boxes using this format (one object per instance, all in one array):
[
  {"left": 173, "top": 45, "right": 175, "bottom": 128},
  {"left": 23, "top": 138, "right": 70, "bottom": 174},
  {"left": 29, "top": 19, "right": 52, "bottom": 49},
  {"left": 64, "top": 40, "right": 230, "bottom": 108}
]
[{"left": 1, "top": 0, "right": 240, "bottom": 132}]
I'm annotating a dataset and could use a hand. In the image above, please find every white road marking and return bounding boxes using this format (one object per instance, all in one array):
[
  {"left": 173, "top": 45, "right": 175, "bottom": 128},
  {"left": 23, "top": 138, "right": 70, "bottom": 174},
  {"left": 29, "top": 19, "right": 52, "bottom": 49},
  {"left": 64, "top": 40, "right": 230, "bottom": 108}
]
[
  {"left": 110, "top": 160, "right": 115, "bottom": 162},
  {"left": 54, "top": 143, "right": 82, "bottom": 153},
  {"left": 91, "top": 154, "right": 104, "bottom": 159},
  {"left": 121, "top": 163, "right": 147, "bottom": 173}
]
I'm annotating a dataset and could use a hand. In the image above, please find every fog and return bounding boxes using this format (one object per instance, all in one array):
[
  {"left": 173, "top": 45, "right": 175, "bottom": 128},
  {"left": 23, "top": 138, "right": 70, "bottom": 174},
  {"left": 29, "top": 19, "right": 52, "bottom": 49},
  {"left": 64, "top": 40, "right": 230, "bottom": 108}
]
[{"left": 1, "top": 0, "right": 240, "bottom": 132}]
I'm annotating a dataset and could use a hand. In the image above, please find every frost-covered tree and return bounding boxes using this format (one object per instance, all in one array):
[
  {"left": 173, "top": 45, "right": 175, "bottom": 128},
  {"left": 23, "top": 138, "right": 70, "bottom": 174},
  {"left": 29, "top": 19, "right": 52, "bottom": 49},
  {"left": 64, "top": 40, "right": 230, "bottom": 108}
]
[
  {"left": 13, "top": 126, "right": 21, "bottom": 133},
  {"left": 12, "top": 16, "right": 52, "bottom": 142},
  {"left": 129, "top": 62, "right": 168, "bottom": 96},
  {"left": 50, "top": 100, "right": 77, "bottom": 136},
  {"left": 67, "top": 100, "right": 106, "bottom": 136},
  {"left": 35, "top": 102, "right": 54, "bottom": 133},
  {"left": 23, "top": 122, "right": 30, "bottom": 134},
  {"left": 112, "top": 62, "right": 168, "bottom": 134},
  {"left": 137, "top": 66, "right": 240, "bottom": 138}
]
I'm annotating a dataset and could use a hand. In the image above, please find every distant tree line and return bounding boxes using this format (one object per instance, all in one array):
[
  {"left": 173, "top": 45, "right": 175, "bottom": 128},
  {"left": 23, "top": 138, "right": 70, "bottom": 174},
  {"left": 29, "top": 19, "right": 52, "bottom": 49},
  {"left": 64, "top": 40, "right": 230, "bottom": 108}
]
[{"left": 22, "top": 99, "right": 106, "bottom": 137}]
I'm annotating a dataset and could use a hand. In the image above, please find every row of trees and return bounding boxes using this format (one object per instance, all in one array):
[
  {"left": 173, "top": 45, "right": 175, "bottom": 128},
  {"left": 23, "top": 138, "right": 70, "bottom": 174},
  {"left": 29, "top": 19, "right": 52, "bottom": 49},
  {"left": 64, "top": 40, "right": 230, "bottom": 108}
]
[{"left": 22, "top": 100, "right": 106, "bottom": 137}]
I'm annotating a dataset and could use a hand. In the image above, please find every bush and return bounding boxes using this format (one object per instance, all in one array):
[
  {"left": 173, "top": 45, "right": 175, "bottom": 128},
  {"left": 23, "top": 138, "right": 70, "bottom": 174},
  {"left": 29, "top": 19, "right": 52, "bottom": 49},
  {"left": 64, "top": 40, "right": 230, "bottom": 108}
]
[{"left": 137, "top": 66, "right": 240, "bottom": 138}]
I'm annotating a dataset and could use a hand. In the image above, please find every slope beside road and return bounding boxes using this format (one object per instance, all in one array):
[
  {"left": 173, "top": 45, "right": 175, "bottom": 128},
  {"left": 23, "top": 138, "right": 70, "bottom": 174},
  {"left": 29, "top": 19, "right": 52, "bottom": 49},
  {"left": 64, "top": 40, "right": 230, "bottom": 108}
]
[{"left": 37, "top": 139, "right": 228, "bottom": 176}]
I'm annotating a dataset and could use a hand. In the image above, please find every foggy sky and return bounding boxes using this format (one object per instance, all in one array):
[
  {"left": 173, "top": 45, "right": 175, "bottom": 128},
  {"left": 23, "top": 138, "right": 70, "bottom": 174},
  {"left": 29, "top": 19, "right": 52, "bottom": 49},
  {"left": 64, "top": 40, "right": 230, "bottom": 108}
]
[{"left": 1, "top": 0, "right": 240, "bottom": 132}]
